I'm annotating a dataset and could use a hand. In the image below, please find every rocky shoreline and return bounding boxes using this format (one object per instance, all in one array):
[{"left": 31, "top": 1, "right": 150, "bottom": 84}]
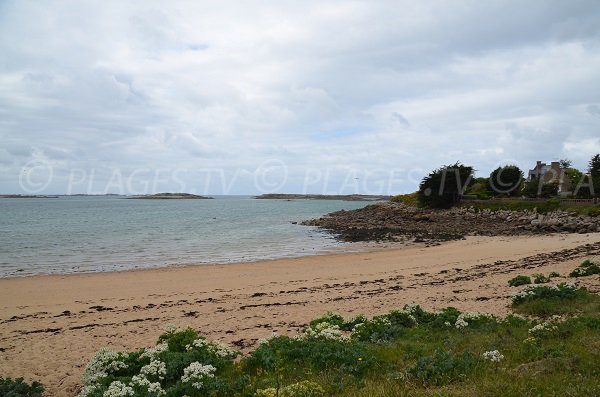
[
  {"left": 302, "top": 203, "right": 600, "bottom": 243},
  {"left": 255, "top": 194, "right": 391, "bottom": 201}
]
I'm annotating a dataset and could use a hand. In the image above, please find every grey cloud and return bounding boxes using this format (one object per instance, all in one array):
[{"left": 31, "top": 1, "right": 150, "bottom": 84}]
[{"left": 1, "top": 0, "right": 600, "bottom": 194}]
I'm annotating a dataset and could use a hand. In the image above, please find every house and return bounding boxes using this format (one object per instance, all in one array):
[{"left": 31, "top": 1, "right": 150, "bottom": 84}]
[{"left": 527, "top": 161, "right": 570, "bottom": 194}]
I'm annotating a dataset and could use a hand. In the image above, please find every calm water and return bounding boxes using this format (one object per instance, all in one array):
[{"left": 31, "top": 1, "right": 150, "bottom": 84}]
[{"left": 0, "top": 196, "right": 371, "bottom": 277}]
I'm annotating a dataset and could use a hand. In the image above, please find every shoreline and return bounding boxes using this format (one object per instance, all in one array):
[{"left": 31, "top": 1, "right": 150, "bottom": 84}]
[
  {"left": 0, "top": 240, "right": 412, "bottom": 280},
  {"left": 1, "top": 233, "right": 600, "bottom": 396}
]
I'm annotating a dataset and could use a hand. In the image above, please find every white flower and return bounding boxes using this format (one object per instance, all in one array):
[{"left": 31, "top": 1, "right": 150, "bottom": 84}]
[
  {"left": 180, "top": 362, "right": 216, "bottom": 390},
  {"left": 147, "top": 382, "right": 165, "bottom": 396},
  {"left": 299, "top": 322, "right": 350, "bottom": 342},
  {"left": 505, "top": 313, "right": 526, "bottom": 322},
  {"left": 454, "top": 312, "right": 495, "bottom": 329},
  {"left": 185, "top": 338, "right": 236, "bottom": 358},
  {"left": 103, "top": 381, "right": 134, "bottom": 397},
  {"left": 140, "top": 342, "right": 169, "bottom": 359},
  {"left": 78, "top": 385, "right": 97, "bottom": 397},
  {"left": 131, "top": 375, "right": 150, "bottom": 387},
  {"left": 131, "top": 375, "right": 165, "bottom": 396},
  {"left": 83, "top": 348, "right": 128, "bottom": 383},
  {"left": 482, "top": 350, "right": 504, "bottom": 363},
  {"left": 455, "top": 318, "right": 468, "bottom": 329},
  {"left": 258, "top": 331, "right": 279, "bottom": 345},
  {"left": 164, "top": 323, "right": 177, "bottom": 333},
  {"left": 140, "top": 360, "right": 167, "bottom": 380},
  {"left": 528, "top": 318, "right": 559, "bottom": 337}
]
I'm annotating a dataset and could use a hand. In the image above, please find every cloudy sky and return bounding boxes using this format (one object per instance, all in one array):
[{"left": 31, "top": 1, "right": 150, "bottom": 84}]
[{"left": 1, "top": 1, "right": 600, "bottom": 195}]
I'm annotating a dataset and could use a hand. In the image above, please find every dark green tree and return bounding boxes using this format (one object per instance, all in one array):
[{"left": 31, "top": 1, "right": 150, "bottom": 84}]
[
  {"left": 565, "top": 168, "right": 594, "bottom": 198},
  {"left": 487, "top": 165, "right": 523, "bottom": 196},
  {"left": 466, "top": 177, "right": 490, "bottom": 199},
  {"left": 418, "top": 163, "right": 474, "bottom": 208},
  {"left": 559, "top": 159, "right": 572, "bottom": 169},
  {"left": 588, "top": 154, "right": 600, "bottom": 196},
  {"left": 522, "top": 177, "right": 558, "bottom": 198},
  {"left": 589, "top": 154, "right": 600, "bottom": 177}
]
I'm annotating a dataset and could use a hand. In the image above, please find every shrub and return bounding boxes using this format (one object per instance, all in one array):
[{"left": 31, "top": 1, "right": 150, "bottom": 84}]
[
  {"left": 533, "top": 273, "right": 550, "bottom": 284},
  {"left": 511, "top": 283, "right": 598, "bottom": 317},
  {"left": 309, "top": 312, "right": 345, "bottom": 329},
  {"left": 418, "top": 163, "right": 474, "bottom": 208},
  {"left": 351, "top": 316, "right": 403, "bottom": 343},
  {"left": 406, "top": 350, "right": 479, "bottom": 386},
  {"left": 549, "top": 272, "right": 560, "bottom": 278},
  {"left": 0, "top": 378, "right": 44, "bottom": 397},
  {"left": 522, "top": 178, "right": 559, "bottom": 198},
  {"left": 158, "top": 326, "right": 198, "bottom": 352},
  {"left": 255, "top": 380, "right": 325, "bottom": 397},
  {"left": 244, "top": 335, "right": 371, "bottom": 377},
  {"left": 527, "top": 317, "right": 561, "bottom": 339},
  {"left": 508, "top": 275, "right": 532, "bottom": 287},
  {"left": 453, "top": 312, "right": 498, "bottom": 330},
  {"left": 488, "top": 165, "right": 523, "bottom": 196},
  {"left": 389, "top": 192, "right": 419, "bottom": 207},
  {"left": 79, "top": 327, "right": 240, "bottom": 397},
  {"left": 511, "top": 283, "right": 580, "bottom": 305},
  {"left": 351, "top": 308, "right": 418, "bottom": 343},
  {"left": 341, "top": 314, "right": 368, "bottom": 331},
  {"left": 569, "top": 260, "right": 600, "bottom": 277}
]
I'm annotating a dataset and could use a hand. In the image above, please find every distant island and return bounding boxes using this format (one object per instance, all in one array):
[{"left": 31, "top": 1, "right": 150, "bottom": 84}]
[
  {"left": 254, "top": 194, "right": 391, "bottom": 201},
  {"left": 128, "top": 193, "right": 213, "bottom": 200},
  {"left": 0, "top": 194, "right": 59, "bottom": 198}
]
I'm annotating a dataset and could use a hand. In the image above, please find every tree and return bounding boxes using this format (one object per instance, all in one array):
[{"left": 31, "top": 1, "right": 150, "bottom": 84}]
[
  {"left": 522, "top": 177, "right": 558, "bottom": 198},
  {"left": 585, "top": 154, "right": 600, "bottom": 198},
  {"left": 559, "top": 159, "right": 572, "bottom": 169},
  {"left": 589, "top": 154, "right": 600, "bottom": 177},
  {"left": 487, "top": 165, "right": 523, "bottom": 196},
  {"left": 418, "top": 163, "right": 474, "bottom": 208},
  {"left": 466, "top": 177, "right": 490, "bottom": 199},
  {"left": 564, "top": 167, "right": 593, "bottom": 198}
]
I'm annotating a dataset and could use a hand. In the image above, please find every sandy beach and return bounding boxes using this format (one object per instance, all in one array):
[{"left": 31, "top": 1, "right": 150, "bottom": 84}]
[{"left": 1, "top": 233, "right": 600, "bottom": 397}]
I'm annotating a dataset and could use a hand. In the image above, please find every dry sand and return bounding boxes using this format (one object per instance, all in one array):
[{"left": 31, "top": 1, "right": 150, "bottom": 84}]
[{"left": 1, "top": 233, "right": 600, "bottom": 397}]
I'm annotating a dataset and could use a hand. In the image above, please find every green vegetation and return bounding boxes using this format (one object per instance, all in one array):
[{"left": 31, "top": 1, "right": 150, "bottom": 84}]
[
  {"left": 522, "top": 178, "right": 559, "bottom": 198},
  {"left": 414, "top": 154, "right": 600, "bottom": 210},
  {"left": 465, "top": 177, "right": 491, "bottom": 200},
  {"left": 0, "top": 377, "right": 44, "bottom": 397},
  {"left": 508, "top": 275, "right": 531, "bottom": 287},
  {"left": 418, "top": 163, "right": 473, "bottom": 208},
  {"left": 511, "top": 283, "right": 600, "bottom": 317},
  {"left": 533, "top": 273, "right": 550, "bottom": 284},
  {"left": 63, "top": 278, "right": 599, "bottom": 397},
  {"left": 569, "top": 259, "right": 600, "bottom": 277},
  {"left": 461, "top": 199, "right": 599, "bottom": 215},
  {"left": 487, "top": 165, "right": 523, "bottom": 197},
  {"left": 389, "top": 192, "right": 419, "bottom": 207}
]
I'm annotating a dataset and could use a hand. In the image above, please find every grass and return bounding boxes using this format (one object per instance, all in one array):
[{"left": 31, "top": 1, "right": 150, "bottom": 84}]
[
  {"left": 461, "top": 200, "right": 599, "bottom": 215},
  {"left": 512, "top": 287, "right": 600, "bottom": 317},
  {"left": 508, "top": 275, "right": 531, "bottom": 287},
  {"left": 9, "top": 271, "right": 600, "bottom": 397},
  {"left": 569, "top": 259, "right": 600, "bottom": 277},
  {"left": 390, "top": 192, "right": 419, "bottom": 207},
  {"left": 0, "top": 378, "right": 45, "bottom": 397}
]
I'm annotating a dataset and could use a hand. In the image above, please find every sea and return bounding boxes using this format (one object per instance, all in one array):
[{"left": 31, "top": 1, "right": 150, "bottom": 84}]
[{"left": 0, "top": 196, "right": 372, "bottom": 277}]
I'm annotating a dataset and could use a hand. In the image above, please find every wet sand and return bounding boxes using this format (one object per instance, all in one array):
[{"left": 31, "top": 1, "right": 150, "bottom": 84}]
[{"left": 1, "top": 233, "right": 599, "bottom": 397}]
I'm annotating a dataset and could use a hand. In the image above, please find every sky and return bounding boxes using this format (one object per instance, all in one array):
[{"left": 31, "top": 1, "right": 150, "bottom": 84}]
[{"left": 1, "top": 0, "right": 600, "bottom": 195}]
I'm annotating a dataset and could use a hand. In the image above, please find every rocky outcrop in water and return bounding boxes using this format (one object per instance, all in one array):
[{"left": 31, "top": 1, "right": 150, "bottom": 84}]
[{"left": 302, "top": 203, "right": 600, "bottom": 242}]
